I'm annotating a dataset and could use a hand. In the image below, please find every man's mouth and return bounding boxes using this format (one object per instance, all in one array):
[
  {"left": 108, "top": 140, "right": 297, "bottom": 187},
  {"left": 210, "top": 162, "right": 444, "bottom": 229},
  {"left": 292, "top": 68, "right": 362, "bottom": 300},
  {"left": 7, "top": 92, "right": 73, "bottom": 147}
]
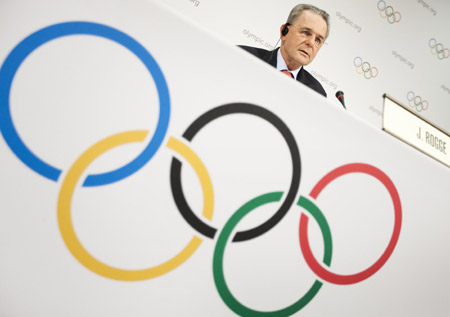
[{"left": 299, "top": 50, "right": 309, "bottom": 58}]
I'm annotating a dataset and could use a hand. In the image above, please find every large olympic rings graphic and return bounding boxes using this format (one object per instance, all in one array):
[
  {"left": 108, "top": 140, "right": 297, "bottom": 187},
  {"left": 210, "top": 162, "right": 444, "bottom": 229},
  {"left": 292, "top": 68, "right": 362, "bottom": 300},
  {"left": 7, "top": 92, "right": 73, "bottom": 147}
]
[
  {"left": 1, "top": 22, "right": 403, "bottom": 315},
  {"left": 353, "top": 57, "right": 378, "bottom": 79},
  {"left": 0, "top": 21, "right": 170, "bottom": 186},
  {"left": 377, "top": 0, "right": 401, "bottom": 24},
  {"left": 407, "top": 91, "right": 429, "bottom": 112},
  {"left": 429, "top": 38, "right": 450, "bottom": 60}
]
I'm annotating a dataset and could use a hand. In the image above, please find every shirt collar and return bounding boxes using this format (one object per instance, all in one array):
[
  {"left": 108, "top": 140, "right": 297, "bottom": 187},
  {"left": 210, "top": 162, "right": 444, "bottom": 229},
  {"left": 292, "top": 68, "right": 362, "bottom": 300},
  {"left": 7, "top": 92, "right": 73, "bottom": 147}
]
[{"left": 276, "top": 48, "right": 302, "bottom": 79}]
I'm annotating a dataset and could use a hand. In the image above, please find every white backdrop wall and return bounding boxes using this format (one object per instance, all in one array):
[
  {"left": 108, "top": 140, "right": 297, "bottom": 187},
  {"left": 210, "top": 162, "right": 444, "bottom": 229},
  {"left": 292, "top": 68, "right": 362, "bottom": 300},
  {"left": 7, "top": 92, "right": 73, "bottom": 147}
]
[{"left": 165, "top": 0, "right": 450, "bottom": 132}]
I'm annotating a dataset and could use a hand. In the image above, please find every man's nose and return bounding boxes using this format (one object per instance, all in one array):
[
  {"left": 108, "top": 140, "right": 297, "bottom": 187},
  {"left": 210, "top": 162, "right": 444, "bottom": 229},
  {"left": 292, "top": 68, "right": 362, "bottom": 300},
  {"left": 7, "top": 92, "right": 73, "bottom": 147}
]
[{"left": 305, "top": 35, "right": 315, "bottom": 47}]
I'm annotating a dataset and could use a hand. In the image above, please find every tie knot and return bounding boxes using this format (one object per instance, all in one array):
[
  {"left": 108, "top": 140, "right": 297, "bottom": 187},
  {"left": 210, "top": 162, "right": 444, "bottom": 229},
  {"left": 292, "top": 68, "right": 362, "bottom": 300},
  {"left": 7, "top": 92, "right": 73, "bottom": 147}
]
[{"left": 281, "top": 69, "right": 294, "bottom": 78}]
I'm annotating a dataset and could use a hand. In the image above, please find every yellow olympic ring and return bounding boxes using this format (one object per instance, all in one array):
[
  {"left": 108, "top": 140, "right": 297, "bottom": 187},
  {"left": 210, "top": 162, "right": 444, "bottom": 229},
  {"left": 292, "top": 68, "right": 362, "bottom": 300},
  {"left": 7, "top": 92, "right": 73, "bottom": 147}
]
[{"left": 58, "top": 131, "right": 214, "bottom": 281}]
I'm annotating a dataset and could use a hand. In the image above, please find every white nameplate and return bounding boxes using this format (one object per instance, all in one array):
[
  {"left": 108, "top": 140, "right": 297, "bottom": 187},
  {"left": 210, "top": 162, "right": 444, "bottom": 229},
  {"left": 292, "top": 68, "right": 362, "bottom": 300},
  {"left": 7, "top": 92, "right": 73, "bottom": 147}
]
[{"left": 383, "top": 94, "right": 450, "bottom": 168}]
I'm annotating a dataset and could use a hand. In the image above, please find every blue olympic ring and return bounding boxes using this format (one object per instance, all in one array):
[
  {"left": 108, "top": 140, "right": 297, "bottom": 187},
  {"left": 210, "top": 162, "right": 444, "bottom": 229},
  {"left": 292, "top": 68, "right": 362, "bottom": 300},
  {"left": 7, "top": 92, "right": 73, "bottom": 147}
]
[{"left": 0, "top": 22, "right": 170, "bottom": 186}]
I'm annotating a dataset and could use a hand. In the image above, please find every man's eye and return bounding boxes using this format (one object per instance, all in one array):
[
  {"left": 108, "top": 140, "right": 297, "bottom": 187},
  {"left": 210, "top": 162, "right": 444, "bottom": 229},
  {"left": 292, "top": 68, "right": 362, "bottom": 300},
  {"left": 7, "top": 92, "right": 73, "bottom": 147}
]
[{"left": 301, "top": 30, "right": 311, "bottom": 36}]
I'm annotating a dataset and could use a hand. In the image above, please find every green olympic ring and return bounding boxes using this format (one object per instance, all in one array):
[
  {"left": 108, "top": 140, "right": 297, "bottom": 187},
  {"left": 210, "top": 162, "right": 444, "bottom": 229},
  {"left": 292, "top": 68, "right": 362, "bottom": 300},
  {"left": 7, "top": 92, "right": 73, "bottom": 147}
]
[{"left": 213, "top": 192, "right": 332, "bottom": 316}]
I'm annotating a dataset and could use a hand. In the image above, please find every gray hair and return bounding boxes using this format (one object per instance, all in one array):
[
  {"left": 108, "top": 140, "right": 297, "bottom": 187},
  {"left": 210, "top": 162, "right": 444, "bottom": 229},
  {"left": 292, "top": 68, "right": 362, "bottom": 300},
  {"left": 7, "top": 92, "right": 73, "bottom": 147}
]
[{"left": 286, "top": 4, "right": 330, "bottom": 39}]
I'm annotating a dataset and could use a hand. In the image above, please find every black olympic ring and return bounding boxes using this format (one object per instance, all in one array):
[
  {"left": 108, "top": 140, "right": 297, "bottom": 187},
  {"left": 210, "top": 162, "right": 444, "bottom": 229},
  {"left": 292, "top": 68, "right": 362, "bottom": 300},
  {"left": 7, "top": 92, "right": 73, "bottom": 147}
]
[{"left": 170, "top": 103, "right": 301, "bottom": 242}]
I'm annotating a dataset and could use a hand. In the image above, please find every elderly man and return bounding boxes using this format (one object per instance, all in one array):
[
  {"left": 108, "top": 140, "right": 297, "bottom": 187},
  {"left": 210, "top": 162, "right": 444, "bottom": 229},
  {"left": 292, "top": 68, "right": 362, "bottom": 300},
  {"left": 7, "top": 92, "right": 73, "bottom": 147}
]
[{"left": 239, "top": 4, "right": 329, "bottom": 97}]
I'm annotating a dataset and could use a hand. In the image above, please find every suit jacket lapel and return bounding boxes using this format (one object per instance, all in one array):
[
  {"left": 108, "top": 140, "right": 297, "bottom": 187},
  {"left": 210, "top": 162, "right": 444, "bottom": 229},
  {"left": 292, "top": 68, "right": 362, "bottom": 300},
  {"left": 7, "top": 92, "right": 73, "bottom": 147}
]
[{"left": 266, "top": 48, "right": 278, "bottom": 68}]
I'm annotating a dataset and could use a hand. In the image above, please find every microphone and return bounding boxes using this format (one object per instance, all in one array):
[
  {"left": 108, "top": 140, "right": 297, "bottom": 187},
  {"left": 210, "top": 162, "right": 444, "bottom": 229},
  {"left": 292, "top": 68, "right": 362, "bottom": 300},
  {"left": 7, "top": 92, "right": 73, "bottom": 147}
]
[{"left": 335, "top": 90, "right": 346, "bottom": 109}]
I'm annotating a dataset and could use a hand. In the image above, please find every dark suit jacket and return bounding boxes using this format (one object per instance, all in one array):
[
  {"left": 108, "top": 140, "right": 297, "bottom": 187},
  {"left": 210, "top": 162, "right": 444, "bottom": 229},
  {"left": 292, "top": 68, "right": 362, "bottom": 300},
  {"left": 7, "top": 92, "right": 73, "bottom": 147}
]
[{"left": 238, "top": 45, "right": 327, "bottom": 97}]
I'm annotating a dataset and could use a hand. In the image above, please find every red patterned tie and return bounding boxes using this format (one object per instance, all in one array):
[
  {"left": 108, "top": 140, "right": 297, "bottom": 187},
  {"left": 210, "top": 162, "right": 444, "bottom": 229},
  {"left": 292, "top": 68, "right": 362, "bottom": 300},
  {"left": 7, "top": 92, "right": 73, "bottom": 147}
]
[{"left": 281, "top": 69, "right": 294, "bottom": 78}]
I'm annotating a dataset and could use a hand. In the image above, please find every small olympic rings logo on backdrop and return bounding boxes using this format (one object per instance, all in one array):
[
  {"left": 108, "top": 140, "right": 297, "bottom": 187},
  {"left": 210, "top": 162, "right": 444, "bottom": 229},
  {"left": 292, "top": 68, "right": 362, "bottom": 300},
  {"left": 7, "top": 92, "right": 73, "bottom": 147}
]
[
  {"left": 354, "top": 57, "right": 378, "bottom": 79},
  {"left": 407, "top": 91, "right": 429, "bottom": 112},
  {"left": 0, "top": 22, "right": 403, "bottom": 315},
  {"left": 377, "top": 0, "right": 401, "bottom": 24},
  {"left": 429, "top": 38, "right": 450, "bottom": 60}
]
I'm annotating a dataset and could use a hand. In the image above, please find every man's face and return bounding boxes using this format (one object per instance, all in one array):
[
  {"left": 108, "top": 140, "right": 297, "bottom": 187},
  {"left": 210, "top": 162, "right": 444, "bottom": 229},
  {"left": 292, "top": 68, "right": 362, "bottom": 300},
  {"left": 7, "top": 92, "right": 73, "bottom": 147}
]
[{"left": 280, "top": 10, "right": 327, "bottom": 70}]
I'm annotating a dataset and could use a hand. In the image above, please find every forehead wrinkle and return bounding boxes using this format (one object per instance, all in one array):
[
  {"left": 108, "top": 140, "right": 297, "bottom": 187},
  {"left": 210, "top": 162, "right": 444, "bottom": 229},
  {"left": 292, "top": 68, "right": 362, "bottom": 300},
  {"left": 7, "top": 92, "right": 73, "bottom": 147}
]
[{"left": 293, "top": 11, "right": 328, "bottom": 39}]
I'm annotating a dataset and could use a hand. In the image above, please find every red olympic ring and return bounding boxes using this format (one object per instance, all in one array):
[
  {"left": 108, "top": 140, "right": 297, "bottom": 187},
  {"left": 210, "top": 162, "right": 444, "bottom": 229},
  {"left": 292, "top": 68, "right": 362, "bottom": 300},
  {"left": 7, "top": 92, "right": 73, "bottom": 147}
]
[{"left": 299, "top": 163, "right": 402, "bottom": 285}]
